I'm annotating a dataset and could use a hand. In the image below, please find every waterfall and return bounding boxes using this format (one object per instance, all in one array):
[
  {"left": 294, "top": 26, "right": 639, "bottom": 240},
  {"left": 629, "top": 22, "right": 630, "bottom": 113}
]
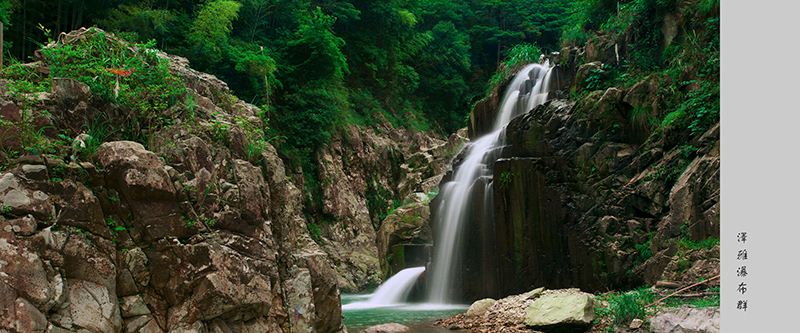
[
  {"left": 342, "top": 267, "right": 426, "bottom": 310},
  {"left": 426, "top": 61, "right": 554, "bottom": 304}
]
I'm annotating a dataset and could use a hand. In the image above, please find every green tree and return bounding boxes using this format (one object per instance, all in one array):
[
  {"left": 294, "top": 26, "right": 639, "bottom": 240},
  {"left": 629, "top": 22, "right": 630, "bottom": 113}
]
[
  {"left": 415, "top": 20, "right": 471, "bottom": 132},
  {"left": 188, "top": 0, "right": 242, "bottom": 62}
]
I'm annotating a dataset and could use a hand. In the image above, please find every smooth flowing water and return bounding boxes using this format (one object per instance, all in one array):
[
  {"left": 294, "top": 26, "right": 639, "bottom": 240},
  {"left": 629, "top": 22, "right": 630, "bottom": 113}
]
[
  {"left": 342, "top": 268, "right": 467, "bottom": 330},
  {"left": 426, "top": 62, "right": 553, "bottom": 304},
  {"left": 340, "top": 62, "right": 555, "bottom": 330},
  {"left": 343, "top": 267, "right": 426, "bottom": 310},
  {"left": 342, "top": 294, "right": 467, "bottom": 332}
]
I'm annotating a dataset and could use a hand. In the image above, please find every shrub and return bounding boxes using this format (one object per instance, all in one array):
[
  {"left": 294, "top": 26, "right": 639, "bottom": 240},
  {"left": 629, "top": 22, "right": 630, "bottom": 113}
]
[
  {"left": 42, "top": 28, "right": 184, "bottom": 142},
  {"left": 596, "top": 287, "right": 655, "bottom": 327}
]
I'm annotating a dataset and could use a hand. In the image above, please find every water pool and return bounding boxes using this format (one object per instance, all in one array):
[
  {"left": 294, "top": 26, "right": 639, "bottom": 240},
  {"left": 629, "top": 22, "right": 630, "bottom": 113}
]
[{"left": 341, "top": 294, "right": 468, "bottom": 332}]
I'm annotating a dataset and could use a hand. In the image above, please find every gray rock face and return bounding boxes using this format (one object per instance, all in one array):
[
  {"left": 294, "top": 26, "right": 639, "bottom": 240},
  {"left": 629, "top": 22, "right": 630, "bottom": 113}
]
[
  {"left": 649, "top": 306, "right": 719, "bottom": 333},
  {"left": 313, "top": 124, "right": 458, "bottom": 292}
]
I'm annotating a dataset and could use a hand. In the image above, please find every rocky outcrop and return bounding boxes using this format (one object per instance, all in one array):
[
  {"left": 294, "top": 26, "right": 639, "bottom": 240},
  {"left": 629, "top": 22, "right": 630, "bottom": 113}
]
[
  {"left": 0, "top": 28, "right": 345, "bottom": 333},
  {"left": 313, "top": 124, "right": 461, "bottom": 292},
  {"left": 445, "top": 74, "right": 719, "bottom": 299}
]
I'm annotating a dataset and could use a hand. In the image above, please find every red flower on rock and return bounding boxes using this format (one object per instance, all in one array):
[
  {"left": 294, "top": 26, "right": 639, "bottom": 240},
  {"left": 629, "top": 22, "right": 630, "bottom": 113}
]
[{"left": 106, "top": 68, "right": 134, "bottom": 77}]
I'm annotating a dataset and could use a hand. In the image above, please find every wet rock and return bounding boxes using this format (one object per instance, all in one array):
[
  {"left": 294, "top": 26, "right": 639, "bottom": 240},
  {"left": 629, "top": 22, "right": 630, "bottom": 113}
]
[
  {"left": 314, "top": 123, "right": 447, "bottom": 292},
  {"left": 376, "top": 195, "right": 432, "bottom": 274}
]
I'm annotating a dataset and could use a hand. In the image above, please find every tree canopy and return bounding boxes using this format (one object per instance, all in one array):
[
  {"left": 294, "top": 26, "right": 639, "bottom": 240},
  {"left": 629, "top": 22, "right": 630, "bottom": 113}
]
[{"left": 0, "top": 0, "right": 574, "bottom": 157}]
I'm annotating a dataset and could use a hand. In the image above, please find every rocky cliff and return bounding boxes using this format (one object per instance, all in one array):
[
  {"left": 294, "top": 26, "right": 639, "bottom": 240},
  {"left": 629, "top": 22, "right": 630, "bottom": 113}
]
[
  {"left": 436, "top": 65, "right": 719, "bottom": 302},
  {"left": 311, "top": 122, "right": 463, "bottom": 292},
  {"left": 0, "top": 28, "right": 346, "bottom": 333}
]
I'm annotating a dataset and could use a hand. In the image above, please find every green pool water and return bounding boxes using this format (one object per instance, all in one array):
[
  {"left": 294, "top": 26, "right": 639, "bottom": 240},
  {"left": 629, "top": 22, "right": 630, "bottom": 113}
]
[{"left": 341, "top": 294, "right": 468, "bottom": 332}]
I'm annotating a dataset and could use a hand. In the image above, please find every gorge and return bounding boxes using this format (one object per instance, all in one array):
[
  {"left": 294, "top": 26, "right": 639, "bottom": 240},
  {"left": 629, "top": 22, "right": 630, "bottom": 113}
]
[{"left": 0, "top": 0, "right": 720, "bottom": 332}]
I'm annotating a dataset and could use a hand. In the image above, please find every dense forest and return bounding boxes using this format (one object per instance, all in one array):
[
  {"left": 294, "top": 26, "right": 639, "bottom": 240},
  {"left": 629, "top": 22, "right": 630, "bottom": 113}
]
[
  {"left": 0, "top": 0, "right": 719, "bottom": 183},
  {"left": 1, "top": 0, "right": 568, "bottom": 155}
]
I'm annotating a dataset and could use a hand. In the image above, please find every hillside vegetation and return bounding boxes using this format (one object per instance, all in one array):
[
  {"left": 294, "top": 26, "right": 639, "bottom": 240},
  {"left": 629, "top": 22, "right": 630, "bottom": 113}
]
[{"left": 2, "top": 0, "right": 572, "bottom": 158}]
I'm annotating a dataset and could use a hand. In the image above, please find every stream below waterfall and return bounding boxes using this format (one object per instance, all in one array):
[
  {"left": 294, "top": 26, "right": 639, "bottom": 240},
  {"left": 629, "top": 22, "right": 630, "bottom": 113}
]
[{"left": 341, "top": 294, "right": 467, "bottom": 332}]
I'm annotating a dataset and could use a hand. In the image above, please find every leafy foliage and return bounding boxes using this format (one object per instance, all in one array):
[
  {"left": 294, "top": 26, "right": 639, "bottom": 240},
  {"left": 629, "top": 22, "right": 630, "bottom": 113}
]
[
  {"left": 189, "top": 0, "right": 242, "bottom": 62},
  {"left": 596, "top": 287, "right": 655, "bottom": 327},
  {"left": 42, "top": 29, "right": 184, "bottom": 142}
]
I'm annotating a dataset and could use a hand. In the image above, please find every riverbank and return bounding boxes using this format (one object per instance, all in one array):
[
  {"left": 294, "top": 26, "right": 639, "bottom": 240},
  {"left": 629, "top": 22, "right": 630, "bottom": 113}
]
[{"left": 432, "top": 284, "right": 720, "bottom": 333}]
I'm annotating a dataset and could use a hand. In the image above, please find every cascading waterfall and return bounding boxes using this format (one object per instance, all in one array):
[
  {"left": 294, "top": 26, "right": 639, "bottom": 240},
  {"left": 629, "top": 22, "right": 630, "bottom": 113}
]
[
  {"left": 426, "top": 61, "right": 554, "bottom": 304},
  {"left": 342, "top": 267, "right": 426, "bottom": 310}
]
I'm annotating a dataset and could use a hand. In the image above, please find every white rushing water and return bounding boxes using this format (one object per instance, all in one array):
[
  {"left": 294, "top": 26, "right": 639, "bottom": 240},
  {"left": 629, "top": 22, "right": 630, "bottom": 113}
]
[
  {"left": 342, "top": 267, "right": 426, "bottom": 310},
  {"left": 426, "top": 61, "right": 554, "bottom": 304}
]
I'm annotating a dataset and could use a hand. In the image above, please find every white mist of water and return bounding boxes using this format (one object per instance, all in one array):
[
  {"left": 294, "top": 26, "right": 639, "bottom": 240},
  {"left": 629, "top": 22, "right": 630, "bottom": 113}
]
[
  {"left": 426, "top": 61, "right": 553, "bottom": 304},
  {"left": 342, "top": 267, "right": 426, "bottom": 310}
]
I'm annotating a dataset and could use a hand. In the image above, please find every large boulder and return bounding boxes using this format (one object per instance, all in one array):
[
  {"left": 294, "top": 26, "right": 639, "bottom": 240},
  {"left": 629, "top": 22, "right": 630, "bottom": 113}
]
[
  {"left": 51, "top": 77, "right": 92, "bottom": 103},
  {"left": 524, "top": 290, "right": 597, "bottom": 333}
]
